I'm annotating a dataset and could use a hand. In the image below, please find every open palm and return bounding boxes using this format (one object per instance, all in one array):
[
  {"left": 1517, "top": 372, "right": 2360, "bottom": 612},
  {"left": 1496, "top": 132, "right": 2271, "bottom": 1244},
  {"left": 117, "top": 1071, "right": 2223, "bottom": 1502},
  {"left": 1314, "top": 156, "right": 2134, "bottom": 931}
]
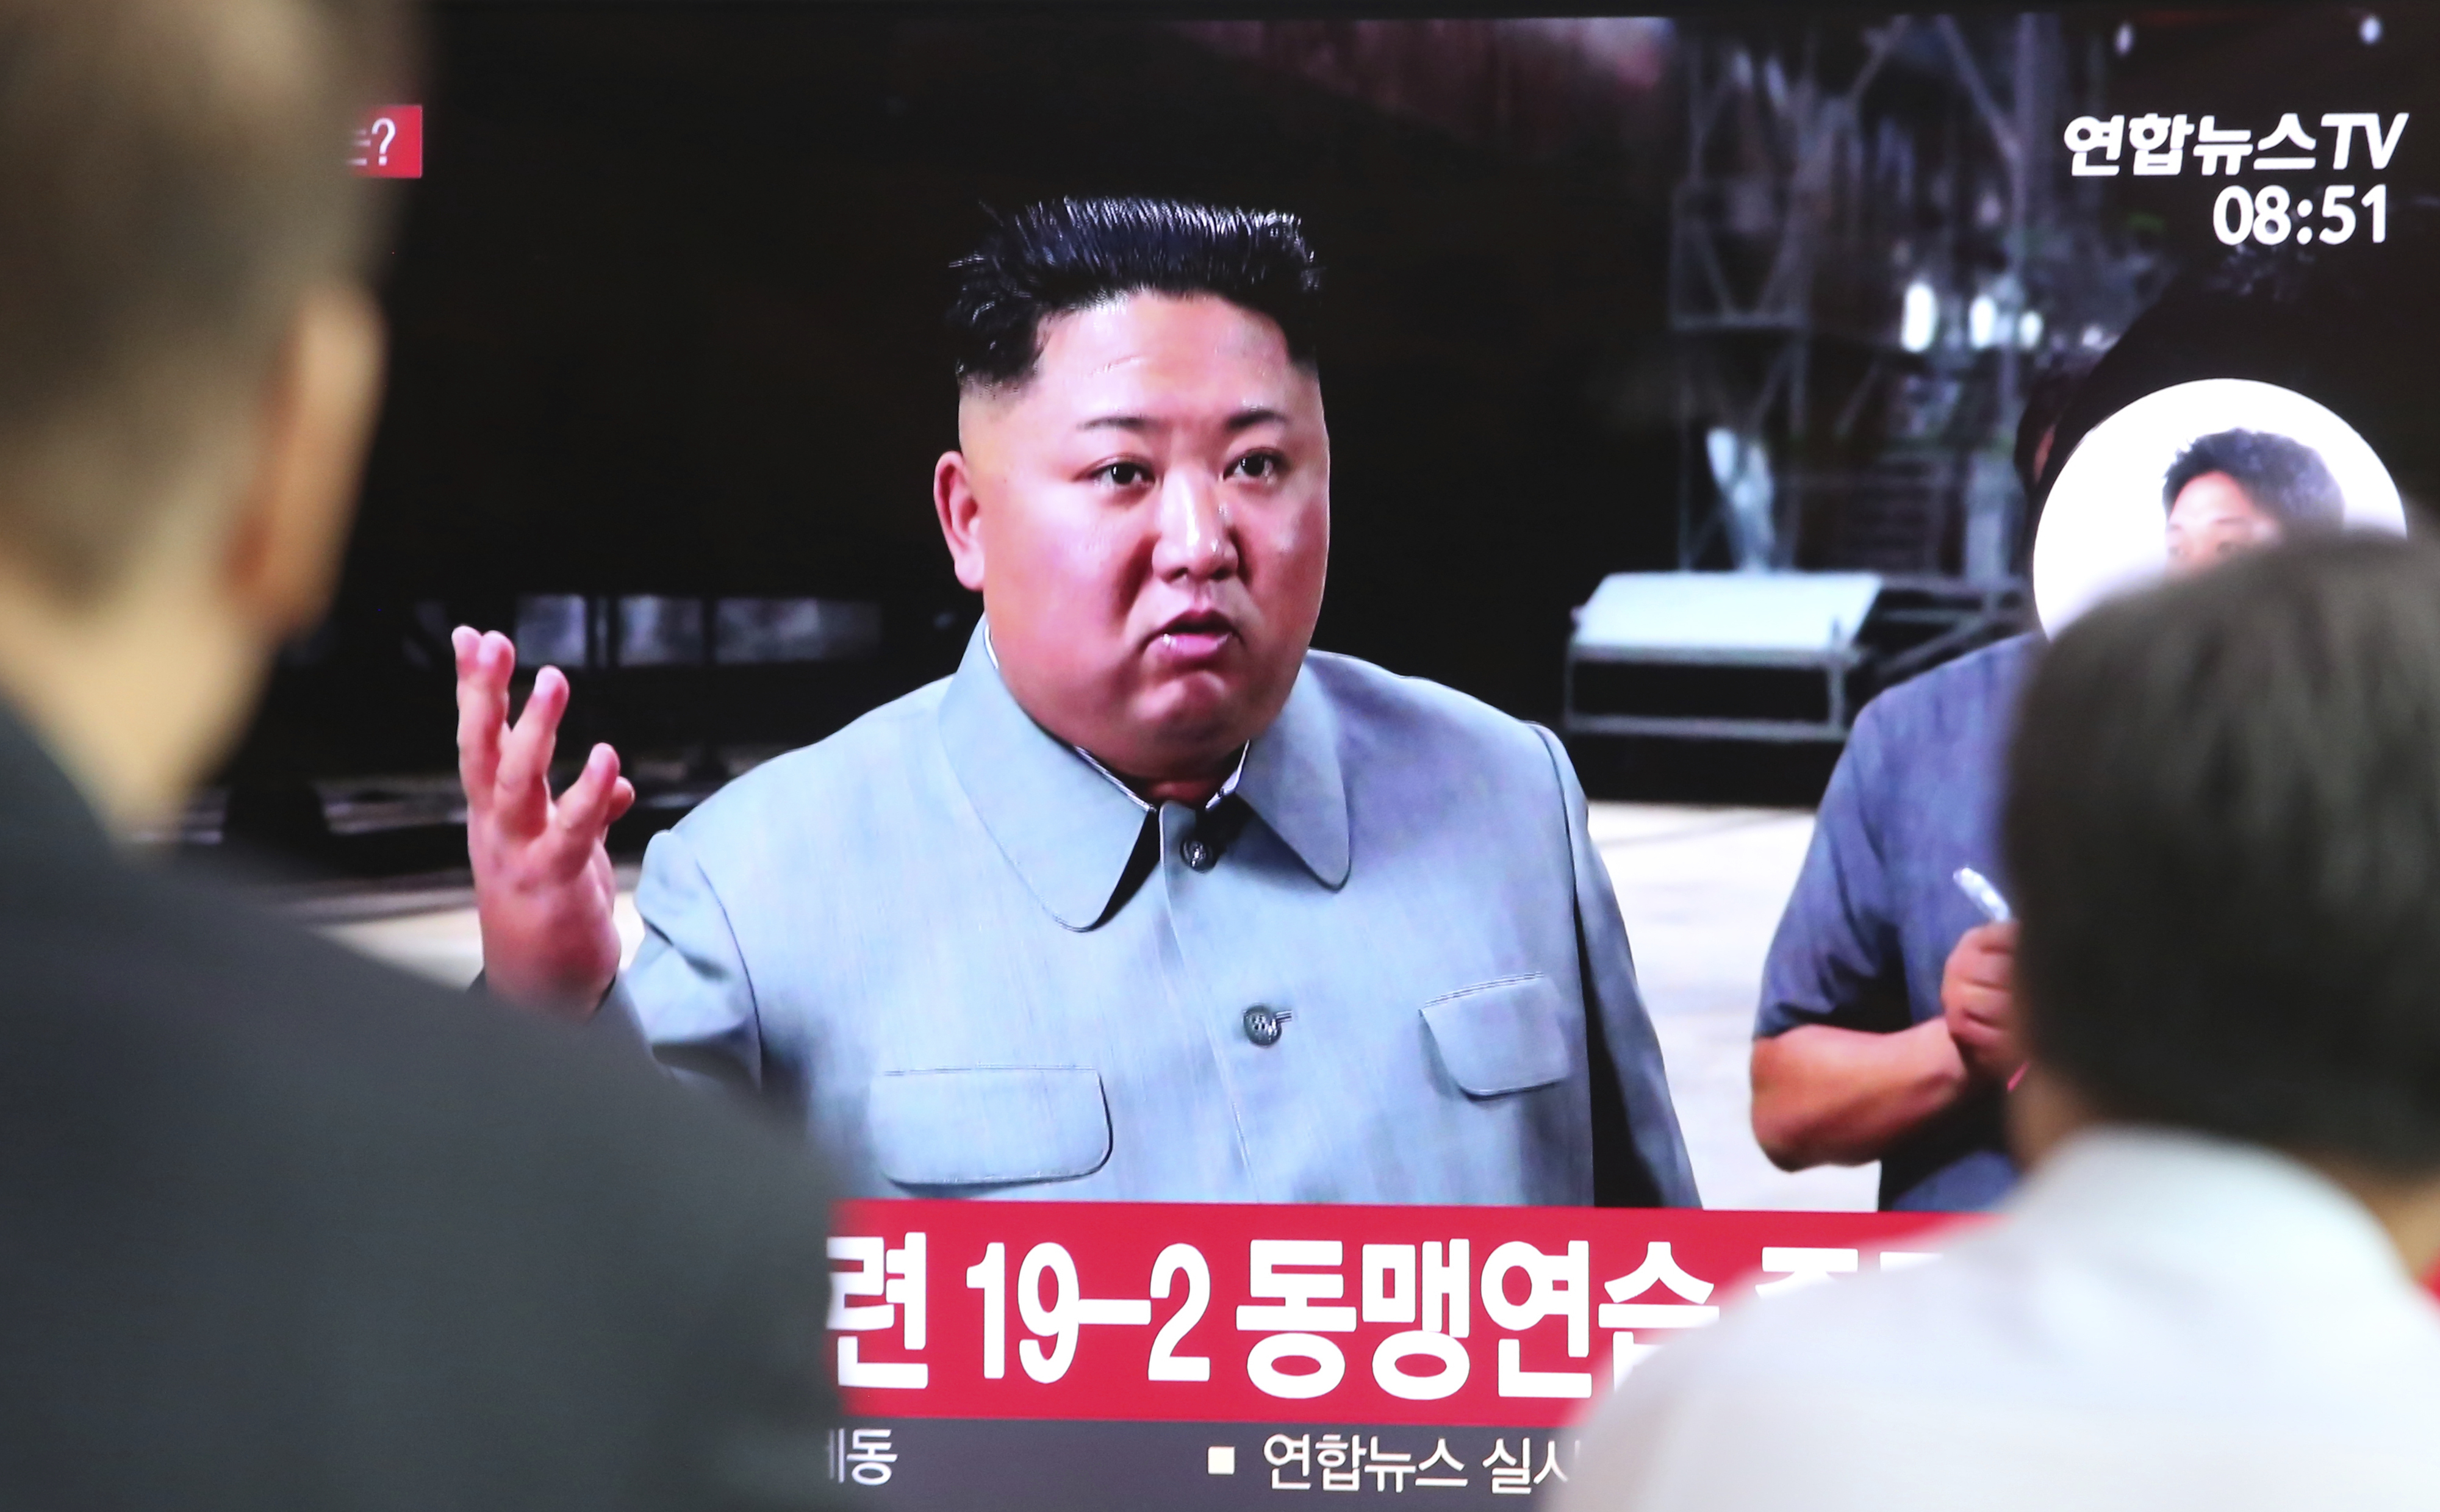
[{"left": 453, "top": 627, "right": 636, "bottom": 1016}]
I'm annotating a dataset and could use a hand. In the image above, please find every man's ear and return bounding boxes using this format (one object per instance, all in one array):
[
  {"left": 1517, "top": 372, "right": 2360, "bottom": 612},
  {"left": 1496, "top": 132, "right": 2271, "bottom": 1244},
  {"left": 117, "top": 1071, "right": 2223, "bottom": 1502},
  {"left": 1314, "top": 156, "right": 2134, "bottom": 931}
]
[
  {"left": 221, "top": 284, "right": 386, "bottom": 641},
  {"left": 934, "top": 450, "right": 988, "bottom": 592}
]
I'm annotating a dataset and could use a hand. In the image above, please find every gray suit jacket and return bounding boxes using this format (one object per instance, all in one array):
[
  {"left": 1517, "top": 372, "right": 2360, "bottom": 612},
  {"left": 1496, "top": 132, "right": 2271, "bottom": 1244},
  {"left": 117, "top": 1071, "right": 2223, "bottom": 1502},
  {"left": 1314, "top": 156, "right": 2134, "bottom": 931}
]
[{"left": 605, "top": 626, "right": 1696, "bottom": 1206}]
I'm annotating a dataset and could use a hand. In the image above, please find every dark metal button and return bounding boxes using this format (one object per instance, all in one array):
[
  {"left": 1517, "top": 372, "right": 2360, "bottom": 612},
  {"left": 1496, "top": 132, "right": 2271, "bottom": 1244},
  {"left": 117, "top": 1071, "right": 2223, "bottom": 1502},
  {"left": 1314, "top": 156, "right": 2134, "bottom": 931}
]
[
  {"left": 1243, "top": 1005, "right": 1292, "bottom": 1047},
  {"left": 1182, "top": 837, "right": 1215, "bottom": 871}
]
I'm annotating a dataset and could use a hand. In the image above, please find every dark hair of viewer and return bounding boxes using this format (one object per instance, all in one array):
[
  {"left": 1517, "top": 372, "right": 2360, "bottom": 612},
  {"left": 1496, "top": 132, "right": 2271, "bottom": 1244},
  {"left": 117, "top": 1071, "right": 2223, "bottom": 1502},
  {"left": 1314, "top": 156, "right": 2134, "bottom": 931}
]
[
  {"left": 2014, "top": 349, "right": 2103, "bottom": 503},
  {"left": 947, "top": 198, "right": 1322, "bottom": 390},
  {"left": 0, "top": 0, "right": 406, "bottom": 601},
  {"left": 2008, "top": 535, "right": 2440, "bottom": 1171},
  {"left": 2160, "top": 428, "right": 2346, "bottom": 533}
]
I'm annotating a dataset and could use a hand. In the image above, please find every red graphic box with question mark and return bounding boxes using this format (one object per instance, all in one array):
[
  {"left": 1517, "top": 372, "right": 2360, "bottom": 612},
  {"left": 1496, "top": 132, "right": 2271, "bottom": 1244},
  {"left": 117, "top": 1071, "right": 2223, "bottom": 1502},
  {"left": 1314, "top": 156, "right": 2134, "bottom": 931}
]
[{"left": 350, "top": 106, "right": 423, "bottom": 179}]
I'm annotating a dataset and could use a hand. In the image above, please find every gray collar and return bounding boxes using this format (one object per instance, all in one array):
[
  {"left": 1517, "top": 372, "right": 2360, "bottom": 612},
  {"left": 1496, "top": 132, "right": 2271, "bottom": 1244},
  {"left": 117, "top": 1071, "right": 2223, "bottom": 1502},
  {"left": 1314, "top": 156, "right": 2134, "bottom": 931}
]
[{"left": 939, "top": 620, "right": 1350, "bottom": 930}]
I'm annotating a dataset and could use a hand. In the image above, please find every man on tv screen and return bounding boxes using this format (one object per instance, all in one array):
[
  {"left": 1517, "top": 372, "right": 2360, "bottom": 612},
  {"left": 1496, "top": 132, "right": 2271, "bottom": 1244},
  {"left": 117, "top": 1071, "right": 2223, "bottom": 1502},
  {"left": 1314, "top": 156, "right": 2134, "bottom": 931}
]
[
  {"left": 453, "top": 198, "right": 1697, "bottom": 1207},
  {"left": 1746, "top": 375, "right": 2354, "bottom": 1213},
  {"left": 2163, "top": 427, "right": 2344, "bottom": 570}
]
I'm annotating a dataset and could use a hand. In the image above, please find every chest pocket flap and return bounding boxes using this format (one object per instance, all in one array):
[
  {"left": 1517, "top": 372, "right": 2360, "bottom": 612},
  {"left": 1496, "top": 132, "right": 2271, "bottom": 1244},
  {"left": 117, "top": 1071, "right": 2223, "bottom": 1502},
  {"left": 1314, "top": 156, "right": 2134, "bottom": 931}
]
[
  {"left": 868, "top": 1067, "right": 1112, "bottom": 1188},
  {"left": 1421, "top": 975, "right": 1574, "bottom": 1097}
]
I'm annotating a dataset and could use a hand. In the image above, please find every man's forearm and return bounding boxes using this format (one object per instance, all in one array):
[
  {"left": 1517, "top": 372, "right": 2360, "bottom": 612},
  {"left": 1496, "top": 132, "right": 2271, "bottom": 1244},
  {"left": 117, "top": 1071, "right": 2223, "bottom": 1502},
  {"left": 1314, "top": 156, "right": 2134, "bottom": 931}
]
[{"left": 1749, "top": 1020, "right": 1970, "bottom": 1170}]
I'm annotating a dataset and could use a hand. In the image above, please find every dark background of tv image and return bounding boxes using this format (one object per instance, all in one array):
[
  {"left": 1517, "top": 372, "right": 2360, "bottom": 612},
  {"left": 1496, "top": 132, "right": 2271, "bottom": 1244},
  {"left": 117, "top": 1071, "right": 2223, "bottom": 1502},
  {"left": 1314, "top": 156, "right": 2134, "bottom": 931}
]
[{"left": 206, "top": 3, "right": 2438, "bottom": 875}]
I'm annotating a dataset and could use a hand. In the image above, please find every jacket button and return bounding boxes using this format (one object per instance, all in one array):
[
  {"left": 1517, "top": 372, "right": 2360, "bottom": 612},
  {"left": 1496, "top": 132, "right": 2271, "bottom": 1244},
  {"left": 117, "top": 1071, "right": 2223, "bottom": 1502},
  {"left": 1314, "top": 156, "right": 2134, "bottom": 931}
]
[
  {"left": 1243, "top": 1005, "right": 1291, "bottom": 1046},
  {"left": 1182, "top": 837, "right": 1215, "bottom": 870}
]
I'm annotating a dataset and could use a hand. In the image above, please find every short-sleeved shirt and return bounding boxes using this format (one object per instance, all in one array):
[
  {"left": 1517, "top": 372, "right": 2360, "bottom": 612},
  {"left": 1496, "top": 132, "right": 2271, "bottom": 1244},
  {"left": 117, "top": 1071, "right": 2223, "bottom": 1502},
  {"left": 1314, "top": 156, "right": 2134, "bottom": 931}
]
[{"left": 1755, "top": 633, "right": 2042, "bottom": 1211}]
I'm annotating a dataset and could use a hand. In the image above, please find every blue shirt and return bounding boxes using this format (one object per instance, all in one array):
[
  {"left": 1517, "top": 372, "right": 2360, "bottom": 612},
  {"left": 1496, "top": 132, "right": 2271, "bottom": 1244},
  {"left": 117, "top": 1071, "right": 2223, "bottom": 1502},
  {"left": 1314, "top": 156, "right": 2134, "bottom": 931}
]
[
  {"left": 1756, "top": 634, "right": 2042, "bottom": 1211},
  {"left": 601, "top": 623, "right": 1698, "bottom": 1206}
]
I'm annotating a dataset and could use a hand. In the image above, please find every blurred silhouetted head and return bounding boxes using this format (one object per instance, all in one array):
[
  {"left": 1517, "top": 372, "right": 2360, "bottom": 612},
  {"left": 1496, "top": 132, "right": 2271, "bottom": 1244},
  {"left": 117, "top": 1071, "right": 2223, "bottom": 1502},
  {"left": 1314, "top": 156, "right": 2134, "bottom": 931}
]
[
  {"left": 0, "top": 0, "right": 404, "bottom": 601},
  {"left": 2009, "top": 535, "right": 2440, "bottom": 1173},
  {"left": 947, "top": 198, "right": 1323, "bottom": 392},
  {"left": 2014, "top": 349, "right": 2102, "bottom": 505}
]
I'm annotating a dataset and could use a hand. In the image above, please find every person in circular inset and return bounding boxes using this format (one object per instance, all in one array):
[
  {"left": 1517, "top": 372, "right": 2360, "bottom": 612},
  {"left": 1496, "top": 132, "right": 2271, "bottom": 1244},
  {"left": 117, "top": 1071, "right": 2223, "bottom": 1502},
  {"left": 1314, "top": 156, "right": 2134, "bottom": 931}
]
[{"left": 2164, "top": 429, "right": 2345, "bottom": 573}]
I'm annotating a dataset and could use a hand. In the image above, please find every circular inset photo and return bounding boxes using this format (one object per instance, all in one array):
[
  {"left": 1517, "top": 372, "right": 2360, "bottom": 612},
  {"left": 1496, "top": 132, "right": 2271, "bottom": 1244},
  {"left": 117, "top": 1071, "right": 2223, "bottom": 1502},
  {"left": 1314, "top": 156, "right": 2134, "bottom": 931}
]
[{"left": 2033, "top": 378, "right": 2407, "bottom": 632}]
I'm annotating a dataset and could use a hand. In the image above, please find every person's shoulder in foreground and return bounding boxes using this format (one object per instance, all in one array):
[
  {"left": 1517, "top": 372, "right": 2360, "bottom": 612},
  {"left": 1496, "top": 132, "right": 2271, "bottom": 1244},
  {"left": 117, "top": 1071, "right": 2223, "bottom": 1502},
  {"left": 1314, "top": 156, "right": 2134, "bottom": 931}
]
[
  {"left": 1564, "top": 1127, "right": 2440, "bottom": 1511},
  {"left": 1568, "top": 535, "right": 2440, "bottom": 1510},
  {"left": 0, "top": 720, "right": 838, "bottom": 1511},
  {"left": 0, "top": 0, "right": 839, "bottom": 1500}
]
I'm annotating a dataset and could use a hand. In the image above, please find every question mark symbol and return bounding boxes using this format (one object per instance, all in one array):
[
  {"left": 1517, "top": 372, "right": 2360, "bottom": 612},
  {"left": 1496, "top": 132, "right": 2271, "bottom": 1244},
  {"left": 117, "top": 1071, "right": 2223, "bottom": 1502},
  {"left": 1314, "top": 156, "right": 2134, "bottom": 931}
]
[{"left": 369, "top": 116, "right": 396, "bottom": 167}]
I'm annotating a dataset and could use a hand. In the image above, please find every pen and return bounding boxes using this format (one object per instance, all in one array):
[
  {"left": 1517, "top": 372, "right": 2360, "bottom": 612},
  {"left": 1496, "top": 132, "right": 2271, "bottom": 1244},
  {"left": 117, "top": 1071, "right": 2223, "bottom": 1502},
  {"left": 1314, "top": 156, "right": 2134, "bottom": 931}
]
[{"left": 1953, "top": 866, "right": 2012, "bottom": 923}]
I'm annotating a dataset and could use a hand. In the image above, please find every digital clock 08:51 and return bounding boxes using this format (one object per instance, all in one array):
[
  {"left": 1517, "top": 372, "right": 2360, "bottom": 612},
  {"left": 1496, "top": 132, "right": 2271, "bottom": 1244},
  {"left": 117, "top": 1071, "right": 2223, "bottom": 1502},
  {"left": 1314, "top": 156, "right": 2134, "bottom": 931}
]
[{"left": 2214, "top": 184, "right": 2389, "bottom": 246}]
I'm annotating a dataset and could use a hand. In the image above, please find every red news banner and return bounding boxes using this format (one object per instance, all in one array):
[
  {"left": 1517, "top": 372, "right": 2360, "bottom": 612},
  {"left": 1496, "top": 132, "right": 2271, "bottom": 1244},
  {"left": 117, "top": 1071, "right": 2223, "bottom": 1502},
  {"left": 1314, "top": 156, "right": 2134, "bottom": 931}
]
[{"left": 829, "top": 1200, "right": 1962, "bottom": 1429}]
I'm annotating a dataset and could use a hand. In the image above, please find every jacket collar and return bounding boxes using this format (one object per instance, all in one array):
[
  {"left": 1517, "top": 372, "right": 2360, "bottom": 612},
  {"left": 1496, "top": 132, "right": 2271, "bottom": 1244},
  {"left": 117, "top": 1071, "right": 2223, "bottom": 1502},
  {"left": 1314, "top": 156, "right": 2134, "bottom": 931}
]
[
  {"left": 0, "top": 697, "right": 113, "bottom": 858},
  {"left": 937, "top": 621, "right": 1349, "bottom": 930},
  {"left": 1235, "top": 658, "right": 1351, "bottom": 889}
]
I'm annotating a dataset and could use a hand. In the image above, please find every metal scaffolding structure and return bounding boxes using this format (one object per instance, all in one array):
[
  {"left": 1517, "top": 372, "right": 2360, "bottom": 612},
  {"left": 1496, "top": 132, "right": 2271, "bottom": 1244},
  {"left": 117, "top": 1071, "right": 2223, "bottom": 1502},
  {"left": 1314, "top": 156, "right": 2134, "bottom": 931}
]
[
  {"left": 1568, "top": 13, "right": 2164, "bottom": 747},
  {"left": 1668, "top": 12, "right": 2154, "bottom": 582}
]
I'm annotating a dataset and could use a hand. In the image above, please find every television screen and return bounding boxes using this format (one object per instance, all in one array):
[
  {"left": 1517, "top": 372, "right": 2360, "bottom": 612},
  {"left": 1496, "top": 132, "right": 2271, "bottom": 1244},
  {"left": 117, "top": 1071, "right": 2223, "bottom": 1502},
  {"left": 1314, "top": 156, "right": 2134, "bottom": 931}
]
[{"left": 242, "top": 5, "right": 2437, "bottom": 1503}]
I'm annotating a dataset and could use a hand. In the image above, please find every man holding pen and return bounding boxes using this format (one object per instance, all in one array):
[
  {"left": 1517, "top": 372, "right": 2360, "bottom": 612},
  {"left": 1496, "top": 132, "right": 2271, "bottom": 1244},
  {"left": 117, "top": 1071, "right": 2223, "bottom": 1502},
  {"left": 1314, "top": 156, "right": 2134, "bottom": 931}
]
[{"left": 1750, "top": 402, "right": 2352, "bottom": 1209}]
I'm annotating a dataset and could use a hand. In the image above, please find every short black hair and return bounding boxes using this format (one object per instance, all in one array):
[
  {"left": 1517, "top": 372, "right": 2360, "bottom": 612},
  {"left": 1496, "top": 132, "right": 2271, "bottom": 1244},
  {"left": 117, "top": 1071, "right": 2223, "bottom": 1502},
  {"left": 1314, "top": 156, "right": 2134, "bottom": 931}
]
[
  {"left": 2008, "top": 534, "right": 2440, "bottom": 1172},
  {"left": 2161, "top": 428, "right": 2345, "bottom": 533},
  {"left": 947, "top": 198, "right": 1322, "bottom": 390}
]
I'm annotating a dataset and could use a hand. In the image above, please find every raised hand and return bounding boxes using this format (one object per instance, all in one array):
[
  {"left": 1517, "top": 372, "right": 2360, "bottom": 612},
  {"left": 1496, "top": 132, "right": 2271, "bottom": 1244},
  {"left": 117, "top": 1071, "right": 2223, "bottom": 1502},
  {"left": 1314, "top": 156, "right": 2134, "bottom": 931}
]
[{"left": 453, "top": 627, "right": 636, "bottom": 1016}]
